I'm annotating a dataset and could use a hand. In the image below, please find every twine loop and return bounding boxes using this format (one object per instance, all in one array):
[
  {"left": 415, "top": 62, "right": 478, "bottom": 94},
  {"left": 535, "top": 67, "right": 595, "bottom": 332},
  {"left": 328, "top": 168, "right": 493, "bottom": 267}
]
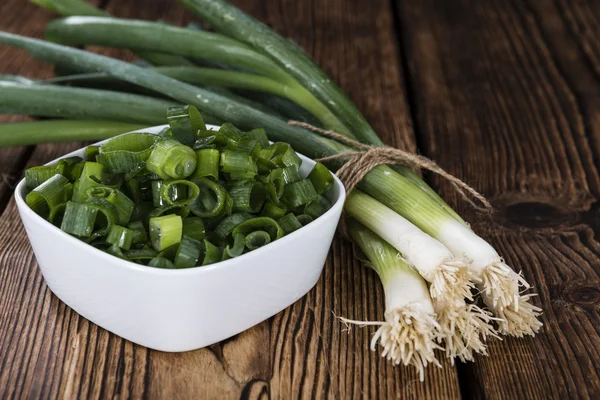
[{"left": 288, "top": 120, "right": 492, "bottom": 213}]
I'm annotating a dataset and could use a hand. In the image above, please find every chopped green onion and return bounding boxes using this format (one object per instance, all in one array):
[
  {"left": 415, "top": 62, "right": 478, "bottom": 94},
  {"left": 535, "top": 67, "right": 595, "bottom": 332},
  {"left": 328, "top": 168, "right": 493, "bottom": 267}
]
[
  {"left": 182, "top": 217, "right": 205, "bottom": 241},
  {"left": 106, "top": 244, "right": 126, "bottom": 259},
  {"left": 192, "top": 135, "right": 217, "bottom": 150},
  {"left": 229, "top": 182, "right": 266, "bottom": 213},
  {"left": 124, "top": 177, "right": 143, "bottom": 203},
  {"left": 245, "top": 230, "right": 271, "bottom": 250},
  {"left": 126, "top": 248, "right": 157, "bottom": 260},
  {"left": 49, "top": 202, "right": 67, "bottom": 227},
  {"left": 167, "top": 104, "right": 206, "bottom": 146},
  {"left": 84, "top": 197, "right": 118, "bottom": 238},
  {"left": 261, "top": 201, "right": 287, "bottom": 219},
  {"left": 148, "top": 257, "right": 176, "bottom": 269},
  {"left": 61, "top": 201, "right": 98, "bottom": 237},
  {"left": 246, "top": 128, "right": 269, "bottom": 147},
  {"left": 224, "top": 232, "right": 246, "bottom": 258},
  {"left": 122, "top": 163, "right": 146, "bottom": 184},
  {"left": 296, "top": 214, "right": 313, "bottom": 226},
  {"left": 25, "top": 165, "right": 64, "bottom": 190},
  {"left": 149, "top": 205, "right": 190, "bottom": 219},
  {"left": 263, "top": 169, "right": 285, "bottom": 202},
  {"left": 277, "top": 213, "right": 302, "bottom": 234},
  {"left": 151, "top": 181, "right": 167, "bottom": 207},
  {"left": 307, "top": 162, "right": 333, "bottom": 195},
  {"left": 149, "top": 214, "right": 183, "bottom": 251},
  {"left": 220, "top": 149, "right": 256, "bottom": 178},
  {"left": 160, "top": 179, "right": 200, "bottom": 206},
  {"left": 202, "top": 239, "right": 222, "bottom": 266},
  {"left": 106, "top": 225, "right": 134, "bottom": 250},
  {"left": 271, "top": 143, "right": 302, "bottom": 168},
  {"left": 215, "top": 212, "right": 252, "bottom": 239},
  {"left": 232, "top": 217, "right": 284, "bottom": 242},
  {"left": 146, "top": 139, "right": 197, "bottom": 180},
  {"left": 281, "top": 179, "right": 318, "bottom": 208},
  {"left": 105, "top": 189, "right": 134, "bottom": 225},
  {"left": 157, "top": 244, "right": 179, "bottom": 261},
  {"left": 72, "top": 161, "right": 104, "bottom": 202},
  {"left": 234, "top": 137, "right": 260, "bottom": 157},
  {"left": 128, "top": 220, "right": 147, "bottom": 244},
  {"left": 96, "top": 132, "right": 159, "bottom": 174},
  {"left": 218, "top": 122, "right": 243, "bottom": 147},
  {"left": 193, "top": 148, "right": 220, "bottom": 180},
  {"left": 256, "top": 158, "right": 277, "bottom": 175},
  {"left": 257, "top": 145, "right": 277, "bottom": 165},
  {"left": 281, "top": 166, "right": 301, "bottom": 184},
  {"left": 130, "top": 201, "right": 154, "bottom": 223},
  {"left": 189, "top": 177, "right": 228, "bottom": 218},
  {"left": 87, "top": 186, "right": 134, "bottom": 225},
  {"left": 57, "top": 156, "right": 84, "bottom": 181},
  {"left": 25, "top": 174, "right": 71, "bottom": 218},
  {"left": 304, "top": 196, "right": 332, "bottom": 219},
  {"left": 174, "top": 235, "right": 202, "bottom": 268},
  {"left": 85, "top": 145, "right": 99, "bottom": 161}
]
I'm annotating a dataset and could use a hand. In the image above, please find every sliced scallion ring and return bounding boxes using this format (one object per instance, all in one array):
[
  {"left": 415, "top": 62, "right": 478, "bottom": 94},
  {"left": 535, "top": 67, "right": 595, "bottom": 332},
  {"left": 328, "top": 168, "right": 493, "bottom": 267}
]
[
  {"left": 96, "top": 132, "right": 159, "bottom": 174},
  {"left": 189, "top": 177, "right": 228, "bottom": 218},
  {"left": 160, "top": 179, "right": 200, "bottom": 206},
  {"left": 232, "top": 217, "right": 284, "bottom": 242}
]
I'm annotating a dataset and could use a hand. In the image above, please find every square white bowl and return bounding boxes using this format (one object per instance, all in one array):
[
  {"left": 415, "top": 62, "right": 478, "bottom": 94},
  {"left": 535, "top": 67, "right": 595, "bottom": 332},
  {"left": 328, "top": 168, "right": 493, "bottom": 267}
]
[{"left": 14, "top": 125, "right": 345, "bottom": 352}]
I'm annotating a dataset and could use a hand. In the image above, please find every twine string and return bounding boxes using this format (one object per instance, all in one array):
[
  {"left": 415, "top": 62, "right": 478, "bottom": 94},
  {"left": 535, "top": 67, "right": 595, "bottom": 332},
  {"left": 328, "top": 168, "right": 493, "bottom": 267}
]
[{"left": 288, "top": 120, "right": 492, "bottom": 213}]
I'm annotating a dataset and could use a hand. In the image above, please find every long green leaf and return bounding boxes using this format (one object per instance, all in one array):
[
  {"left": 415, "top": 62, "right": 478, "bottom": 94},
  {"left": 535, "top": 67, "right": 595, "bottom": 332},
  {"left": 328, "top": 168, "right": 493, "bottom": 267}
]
[
  {"left": 45, "top": 16, "right": 295, "bottom": 85},
  {"left": 179, "top": 0, "right": 376, "bottom": 142},
  {"left": 0, "top": 82, "right": 177, "bottom": 124},
  {"left": 0, "top": 32, "right": 338, "bottom": 161},
  {"left": 0, "top": 120, "right": 147, "bottom": 146},
  {"left": 180, "top": 0, "right": 466, "bottom": 224},
  {"left": 31, "top": 0, "right": 193, "bottom": 67},
  {"left": 45, "top": 66, "right": 345, "bottom": 131}
]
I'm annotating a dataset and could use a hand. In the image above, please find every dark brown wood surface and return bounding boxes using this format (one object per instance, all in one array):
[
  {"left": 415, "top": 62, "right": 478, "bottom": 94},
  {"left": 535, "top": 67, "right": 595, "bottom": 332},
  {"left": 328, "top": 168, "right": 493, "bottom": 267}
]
[{"left": 0, "top": 0, "right": 598, "bottom": 398}]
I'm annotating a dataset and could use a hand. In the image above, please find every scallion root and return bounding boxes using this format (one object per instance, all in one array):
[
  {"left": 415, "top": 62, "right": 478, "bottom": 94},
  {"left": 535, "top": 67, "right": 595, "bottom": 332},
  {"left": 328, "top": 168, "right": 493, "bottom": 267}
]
[
  {"left": 479, "top": 258, "right": 542, "bottom": 336},
  {"left": 429, "top": 257, "right": 474, "bottom": 304},
  {"left": 342, "top": 304, "right": 442, "bottom": 381},
  {"left": 435, "top": 301, "right": 500, "bottom": 364}
]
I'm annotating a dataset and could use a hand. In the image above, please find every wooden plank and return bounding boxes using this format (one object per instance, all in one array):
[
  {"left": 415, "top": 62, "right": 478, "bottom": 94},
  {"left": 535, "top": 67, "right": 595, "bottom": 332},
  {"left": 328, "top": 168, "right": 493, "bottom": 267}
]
[{"left": 397, "top": 0, "right": 600, "bottom": 398}]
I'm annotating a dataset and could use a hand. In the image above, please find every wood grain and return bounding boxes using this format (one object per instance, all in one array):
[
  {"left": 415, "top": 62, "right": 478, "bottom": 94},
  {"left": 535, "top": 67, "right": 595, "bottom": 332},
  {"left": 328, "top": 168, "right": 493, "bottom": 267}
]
[{"left": 397, "top": 0, "right": 600, "bottom": 398}]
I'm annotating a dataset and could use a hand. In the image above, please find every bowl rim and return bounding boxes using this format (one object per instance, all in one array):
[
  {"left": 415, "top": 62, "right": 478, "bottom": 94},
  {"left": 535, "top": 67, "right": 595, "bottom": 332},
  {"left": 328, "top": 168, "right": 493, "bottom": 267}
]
[{"left": 14, "top": 125, "right": 346, "bottom": 276}]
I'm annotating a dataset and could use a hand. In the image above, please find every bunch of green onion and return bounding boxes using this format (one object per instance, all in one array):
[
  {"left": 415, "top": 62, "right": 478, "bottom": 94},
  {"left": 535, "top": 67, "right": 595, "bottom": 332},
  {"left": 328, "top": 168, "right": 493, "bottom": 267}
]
[
  {"left": 0, "top": 0, "right": 542, "bottom": 378},
  {"left": 24, "top": 105, "right": 335, "bottom": 267}
]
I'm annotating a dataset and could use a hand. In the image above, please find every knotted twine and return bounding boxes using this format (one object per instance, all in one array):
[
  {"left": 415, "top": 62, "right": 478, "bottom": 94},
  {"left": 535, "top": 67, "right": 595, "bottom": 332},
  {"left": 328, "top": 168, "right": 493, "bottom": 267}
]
[{"left": 288, "top": 121, "right": 492, "bottom": 236}]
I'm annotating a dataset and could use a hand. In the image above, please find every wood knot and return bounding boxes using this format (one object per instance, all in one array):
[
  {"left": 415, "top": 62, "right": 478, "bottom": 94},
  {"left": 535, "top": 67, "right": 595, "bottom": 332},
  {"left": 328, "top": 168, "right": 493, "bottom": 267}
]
[
  {"left": 502, "top": 201, "right": 574, "bottom": 228},
  {"left": 563, "top": 284, "right": 600, "bottom": 307}
]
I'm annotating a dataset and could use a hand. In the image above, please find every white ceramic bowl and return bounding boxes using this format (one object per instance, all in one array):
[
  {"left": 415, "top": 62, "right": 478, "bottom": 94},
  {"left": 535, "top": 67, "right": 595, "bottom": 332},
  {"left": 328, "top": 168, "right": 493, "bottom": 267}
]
[{"left": 14, "top": 125, "right": 345, "bottom": 352}]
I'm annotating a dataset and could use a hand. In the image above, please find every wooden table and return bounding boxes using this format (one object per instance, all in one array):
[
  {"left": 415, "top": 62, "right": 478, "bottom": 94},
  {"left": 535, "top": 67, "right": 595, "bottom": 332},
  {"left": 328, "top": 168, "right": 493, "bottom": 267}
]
[{"left": 1, "top": 0, "right": 599, "bottom": 398}]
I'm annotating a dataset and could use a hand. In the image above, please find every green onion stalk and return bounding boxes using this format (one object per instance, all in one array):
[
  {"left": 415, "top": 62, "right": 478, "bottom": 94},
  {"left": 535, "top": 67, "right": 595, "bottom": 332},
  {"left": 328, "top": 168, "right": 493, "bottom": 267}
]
[
  {"left": 44, "top": 66, "right": 341, "bottom": 131},
  {"left": 0, "top": 120, "right": 148, "bottom": 146},
  {"left": 30, "top": 0, "right": 195, "bottom": 67},
  {"left": 44, "top": 16, "right": 351, "bottom": 135},
  {"left": 346, "top": 219, "right": 442, "bottom": 381},
  {"left": 180, "top": 0, "right": 542, "bottom": 337},
  {"left": 0, "top": 81, "right": 179, "bottom": 125},
  {"left": 346, "top": 191, "right": 499, "bottom": 362}
]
